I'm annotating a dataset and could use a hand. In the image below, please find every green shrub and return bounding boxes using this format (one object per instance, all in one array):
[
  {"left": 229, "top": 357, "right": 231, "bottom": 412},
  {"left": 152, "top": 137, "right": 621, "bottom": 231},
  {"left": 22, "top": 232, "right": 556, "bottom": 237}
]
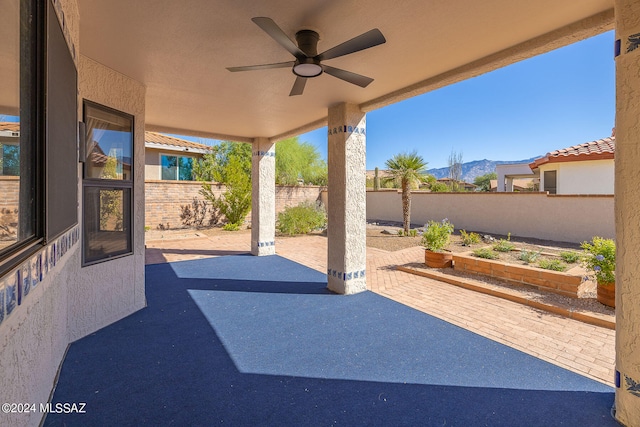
[
  {"left": 277, "top": 202, "right": 327, "bottom": 235},
  {"left": 460, "top": 229, "right": 481, "bottom": 246},
  {"left": 493, "top": 232, "right": 515, "bottom": 252},
  {"left": 422, "top": 219, "right": 454, "bottom": 252},
  {"left": 538, "top": 258, "right": 567, "bottom": 272},
  {"left": 473, "top": 248, "right": 499, "bottom": 259},
  {"left": 223, "top": 222, "right": 240, "bottom": 231},
  {"left": 518, "top": 249, "right": 540, "bottom": 264},
  {"left": 581, "top": 237, "right": 615, "bottom": 283},
  {"left": 559, "top": 251, "right": 580, "bottom": 264}
]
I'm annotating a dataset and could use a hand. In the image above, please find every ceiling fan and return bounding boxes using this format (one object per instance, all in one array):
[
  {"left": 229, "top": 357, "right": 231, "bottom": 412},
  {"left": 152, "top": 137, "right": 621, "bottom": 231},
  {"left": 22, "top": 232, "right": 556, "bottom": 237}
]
[{"left": 227, "top": 17, "right": 386, "bottom": 96}]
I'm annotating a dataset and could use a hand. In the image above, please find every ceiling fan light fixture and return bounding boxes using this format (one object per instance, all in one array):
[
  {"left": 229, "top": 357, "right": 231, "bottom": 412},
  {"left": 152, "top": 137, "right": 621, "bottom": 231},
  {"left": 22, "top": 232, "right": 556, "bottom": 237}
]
[{"left": 293, "top": 60, "right": 323, "bottom": 78}]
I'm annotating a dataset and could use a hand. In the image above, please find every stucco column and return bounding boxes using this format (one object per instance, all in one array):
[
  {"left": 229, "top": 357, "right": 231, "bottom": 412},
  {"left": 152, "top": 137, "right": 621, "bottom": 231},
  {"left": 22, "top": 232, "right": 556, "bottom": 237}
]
[
  {"left": 505, "top": 177, "right": 514, "bottom": 192},
  {"left": 614, "top": 1, "right": 640, "bottom": 424},
  {"left": 326, "top": 103, "right": 367, "bottom": 294},
  {"left": 251, "top": 137, "right": 276, "bottom": 256},
  {"left": 497, "top": 172, "right": 506, "bottom": 192}
]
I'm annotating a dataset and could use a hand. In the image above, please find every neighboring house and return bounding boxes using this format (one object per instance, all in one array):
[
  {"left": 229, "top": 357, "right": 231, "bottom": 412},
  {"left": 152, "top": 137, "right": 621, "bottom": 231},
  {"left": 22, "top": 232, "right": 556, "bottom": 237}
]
[
  {"left": 497, "top": 134, "right": 615, "bottom": 195},
  {"left": 495, "top": 163, "right": 539, "bottom": 192},
  {"left": 436, "top": 177, "right": 477, "bottom": 191},
  {"left": 490, "top": 178, "right": 538, "bottom": 192},
  {"left": 529, "top": 136, "right": 615, "bottom": 195},
  {"left": 145, "top": 132, "right": 212, "bottom": 181}
]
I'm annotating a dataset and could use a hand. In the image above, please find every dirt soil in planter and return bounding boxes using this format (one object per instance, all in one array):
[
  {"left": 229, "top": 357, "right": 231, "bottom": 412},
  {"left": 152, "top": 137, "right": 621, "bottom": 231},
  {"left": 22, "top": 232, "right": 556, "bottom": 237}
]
[{"left": 366, "top": 221, "right": 615, "bottom": 320}]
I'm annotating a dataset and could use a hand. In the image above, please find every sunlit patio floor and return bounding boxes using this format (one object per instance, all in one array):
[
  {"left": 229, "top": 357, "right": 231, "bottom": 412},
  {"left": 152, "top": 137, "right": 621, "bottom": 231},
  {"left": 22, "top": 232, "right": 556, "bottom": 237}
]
[{"left": 43, "top": 231, "right": 617, "bottom": 426}]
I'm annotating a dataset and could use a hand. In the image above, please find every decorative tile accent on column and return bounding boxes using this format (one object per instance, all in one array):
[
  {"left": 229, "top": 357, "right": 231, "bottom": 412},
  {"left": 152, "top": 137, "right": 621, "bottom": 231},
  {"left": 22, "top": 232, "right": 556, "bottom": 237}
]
[{"left": 327, "top": 103, "right": 367, "bottom": 295}]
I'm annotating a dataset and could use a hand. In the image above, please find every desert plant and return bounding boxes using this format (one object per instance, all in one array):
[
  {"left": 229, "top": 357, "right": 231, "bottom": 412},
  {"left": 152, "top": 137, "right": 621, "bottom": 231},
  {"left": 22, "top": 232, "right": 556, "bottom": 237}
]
[
  {"left": 493, "top": 233, "right": 515, "bottom": 252},
  {"left": 460, "top": 229, "right": 481, "bottom": 246},
  {"left": 538, "top": 258, "right": 567, "bottom": 272},
  {"left": 276, "top": 202, "right": 327, "bottom": 236},
  {"left": 384, "top": 151, "right": 428, "bottom": 235},
  {"left": 559, "top": 251, "right": 581, "bottom": 264},
  {"left": 222, "top": 222, "right": 240, "bottom": 231},
  {"left": 581, "top": 237, "right": 615, "bottom": 283},
  {"left": 180, "top": 197, "right": 214, "bottom": 228},
  {"left": 518, "top": 249, "right": 540, "bottom": 264},
  {"left": 473, "top": 248, "right": 499, "bottom": 259},
  {"left": 422, "top": 219, "right": 454, "bottom": 252}
]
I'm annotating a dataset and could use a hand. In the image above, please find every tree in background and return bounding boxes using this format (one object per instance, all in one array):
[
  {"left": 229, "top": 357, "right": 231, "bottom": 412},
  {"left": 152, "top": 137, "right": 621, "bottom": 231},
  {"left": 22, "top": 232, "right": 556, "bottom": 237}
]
[
  {"left": 196, "top": 141, "right": 252, "bottom": 228},
  {"left": 429, "top": 181, "right": 450, "bottom": 192},
  {"left": 474, "top": 172, "right": 497, "bottom": 192},
  {"left": 193, "top": 137, "right": 327, "bottom": 227},
  {"left": 385, "top": 151, "right": 428, "bottom": 235},
  {"left": 275, "top": 137, "right": 327, "bottom": 185},
  {"left": 194, "top": 137, "right": 327, "bottom": 186},
  {"left": 193, "top": 141, "right": 251, "bottom": 183},
  {"left": 448, "top": 150, "right": 464, "bottom": 192}
]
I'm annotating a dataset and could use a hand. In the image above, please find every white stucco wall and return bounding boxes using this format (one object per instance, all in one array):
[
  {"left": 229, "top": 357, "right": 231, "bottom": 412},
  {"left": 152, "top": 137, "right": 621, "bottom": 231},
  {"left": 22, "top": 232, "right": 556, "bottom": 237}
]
[
  {"left": 72, "top": 55, "right": 146, "bottom": 341},
  {"left": 0, "top": 3, "right": 146, "bottom": 426},
  {"left": 538, "top": 159, "right": 614, "bottom": 195}
]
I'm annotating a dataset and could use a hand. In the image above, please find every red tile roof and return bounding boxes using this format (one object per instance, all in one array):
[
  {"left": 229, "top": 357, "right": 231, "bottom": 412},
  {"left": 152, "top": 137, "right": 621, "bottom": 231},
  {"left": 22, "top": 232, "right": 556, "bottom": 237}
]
[
  {"left": 530, "top": 136, "right": 615, "bottom": 170},
  {"left": 145, "top": 132, "right": 212, "bottom": 152}
]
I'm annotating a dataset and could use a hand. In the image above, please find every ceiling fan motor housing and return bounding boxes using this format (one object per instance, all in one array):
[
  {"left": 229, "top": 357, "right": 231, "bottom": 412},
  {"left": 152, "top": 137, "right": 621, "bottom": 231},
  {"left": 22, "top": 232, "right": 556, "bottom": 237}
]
[{"left": 293, "top": 30, "right": 323, "bottom": 77}]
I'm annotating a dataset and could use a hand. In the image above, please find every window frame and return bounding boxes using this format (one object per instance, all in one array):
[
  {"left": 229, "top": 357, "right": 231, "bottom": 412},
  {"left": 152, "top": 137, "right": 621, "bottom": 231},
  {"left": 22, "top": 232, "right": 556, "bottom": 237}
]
[
  {"left": 0, "top": 0, "right": 46, "bottom": 277},
  {"left": 543, "top": 170, "right": 557, "bottom": 195},
  {"left": 160, "top": 153, "right": 195, "bottom": 181},
  {"left": 81, "top": 99, "right": 134, "bottom": 266}
]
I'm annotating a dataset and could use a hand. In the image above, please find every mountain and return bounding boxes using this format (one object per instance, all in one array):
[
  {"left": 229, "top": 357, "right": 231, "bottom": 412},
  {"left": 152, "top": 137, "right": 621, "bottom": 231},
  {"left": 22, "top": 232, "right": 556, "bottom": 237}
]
[{"left": 426, "top": 158, "right": 538, "bottom": 183}]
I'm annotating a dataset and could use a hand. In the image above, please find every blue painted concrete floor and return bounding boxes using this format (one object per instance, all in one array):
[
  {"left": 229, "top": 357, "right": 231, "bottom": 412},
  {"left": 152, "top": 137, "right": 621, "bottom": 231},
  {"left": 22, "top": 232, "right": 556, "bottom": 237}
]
[{"left": 45, "top": 255, "right": 616, "bottom": 426}]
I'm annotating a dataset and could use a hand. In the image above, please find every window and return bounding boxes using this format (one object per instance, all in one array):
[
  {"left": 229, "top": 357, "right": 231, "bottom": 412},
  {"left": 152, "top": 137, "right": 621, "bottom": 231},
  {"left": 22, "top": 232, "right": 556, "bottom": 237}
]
[
  {"left": 1, "top": 0, "right": 79, "bottom": 276},
  {"left": 0, "top": 0, "right": 44, "bottom": 273},
  {"left": 544, "top": 170, "right": 557, "bottom": 194},
  {"left": 82, "top": 101, "right": 133, "bottom": 265},
  {"left": 161, "top": 154, "right": 194, "bottom": 180}
]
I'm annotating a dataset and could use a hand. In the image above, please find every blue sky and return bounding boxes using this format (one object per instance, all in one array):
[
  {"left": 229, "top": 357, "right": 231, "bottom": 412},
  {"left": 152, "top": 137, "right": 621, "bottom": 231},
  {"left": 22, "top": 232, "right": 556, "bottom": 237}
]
[{"left": 301, "top": 30, "right": 615, "bottom": 169}]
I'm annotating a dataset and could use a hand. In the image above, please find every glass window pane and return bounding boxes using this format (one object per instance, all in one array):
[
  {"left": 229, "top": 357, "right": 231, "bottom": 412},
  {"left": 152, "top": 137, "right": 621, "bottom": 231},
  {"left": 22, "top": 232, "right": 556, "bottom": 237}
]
[
  {"left": 178, "top": 156, "right": 193, "bottom": 181},
  {"left": 84, "top": 104, "right": 132, "bottom": 180},
  {"left": 84, "top": 186, "right": 131, "bottom": 264},
  {"left": 0, "top": 0, "right": 24, "bottom": 253},
  {"left": 161, "top": 155, "right": 177, "bottom": 180}
]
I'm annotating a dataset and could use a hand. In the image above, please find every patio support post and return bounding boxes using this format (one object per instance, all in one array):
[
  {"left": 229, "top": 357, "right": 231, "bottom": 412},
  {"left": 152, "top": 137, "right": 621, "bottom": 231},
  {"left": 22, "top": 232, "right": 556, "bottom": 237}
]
[
  {"left": 326, "top": 103, "right": 367, "bottom": 294},
  {"left": 251, "top": 137, "right": 276, "bottom": 256},
  {"left": 614, "top": 0, "right": 640, "bottom": 423}
]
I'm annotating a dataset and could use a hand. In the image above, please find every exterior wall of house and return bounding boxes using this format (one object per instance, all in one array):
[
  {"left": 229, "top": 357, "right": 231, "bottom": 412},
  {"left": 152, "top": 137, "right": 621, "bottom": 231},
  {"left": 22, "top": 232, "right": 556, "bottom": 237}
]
[
  {"left": 366, "top": 190, "right": 614, "bottom": 243},
  {"left": 538, "top": 159, "right": 614, "bottom": 195},
  {"left": 73, "top": 55, "right": 146, "bottom": 340},
  {"left": 145, "top": 181, "right": 325, "bottom": 229},
  {"left": 0, "top": 3, "right": 147, "bottom": 425},
  {"left": 144, "top": 147, "right": 203, "bottom": 180}
]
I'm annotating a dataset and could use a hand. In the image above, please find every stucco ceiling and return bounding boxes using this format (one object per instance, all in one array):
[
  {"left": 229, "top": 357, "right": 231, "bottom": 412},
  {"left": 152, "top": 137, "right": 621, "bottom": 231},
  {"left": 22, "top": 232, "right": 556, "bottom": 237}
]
[{"left": 77, "top": 0, "right": 613, "bottom": 142}]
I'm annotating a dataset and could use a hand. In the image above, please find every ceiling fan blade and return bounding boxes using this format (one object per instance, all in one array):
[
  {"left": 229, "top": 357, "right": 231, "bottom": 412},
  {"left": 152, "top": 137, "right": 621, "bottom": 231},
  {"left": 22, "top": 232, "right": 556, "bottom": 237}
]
[
  {"left": 289, "top": 76, "right": 307, "bottom": 96},
  {"left": 227, "top": 61, "right": 295, "bottom": 72},
  {"left": 316, "top": 29, "right": 386, "bottom": 61},
  {"left": 322, "top": 65, "right": 374, "bottom": 88},
  {"left": 252, "top": 17, "right": 306, "bottom": 59}
]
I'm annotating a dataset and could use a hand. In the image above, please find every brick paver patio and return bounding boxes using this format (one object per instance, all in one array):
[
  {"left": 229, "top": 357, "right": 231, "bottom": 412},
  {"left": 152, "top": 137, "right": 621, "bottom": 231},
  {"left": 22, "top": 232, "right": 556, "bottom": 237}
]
[{"left": 145, "top": 231, "right": 615, "bottom": 386}]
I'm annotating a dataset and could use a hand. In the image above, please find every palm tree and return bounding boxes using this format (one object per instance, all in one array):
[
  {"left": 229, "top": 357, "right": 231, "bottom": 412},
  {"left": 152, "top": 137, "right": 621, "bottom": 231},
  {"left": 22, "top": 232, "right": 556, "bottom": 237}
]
[{"left": 384, "top": 151, "right": 428, "bottom": 235}]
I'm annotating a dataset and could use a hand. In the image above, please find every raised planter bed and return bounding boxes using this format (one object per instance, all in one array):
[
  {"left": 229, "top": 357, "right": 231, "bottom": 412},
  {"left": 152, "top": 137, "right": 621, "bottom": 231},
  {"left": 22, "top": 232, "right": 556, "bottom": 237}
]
[{"left": 452, "top": 252, "right": 584, "bottom": 298}]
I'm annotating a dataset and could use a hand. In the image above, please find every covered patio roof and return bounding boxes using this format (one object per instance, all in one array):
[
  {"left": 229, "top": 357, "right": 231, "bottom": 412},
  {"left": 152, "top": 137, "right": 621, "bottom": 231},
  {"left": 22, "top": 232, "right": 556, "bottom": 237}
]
[{"left": 78, "top": 0, "right": 614, "bottom": 142}]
